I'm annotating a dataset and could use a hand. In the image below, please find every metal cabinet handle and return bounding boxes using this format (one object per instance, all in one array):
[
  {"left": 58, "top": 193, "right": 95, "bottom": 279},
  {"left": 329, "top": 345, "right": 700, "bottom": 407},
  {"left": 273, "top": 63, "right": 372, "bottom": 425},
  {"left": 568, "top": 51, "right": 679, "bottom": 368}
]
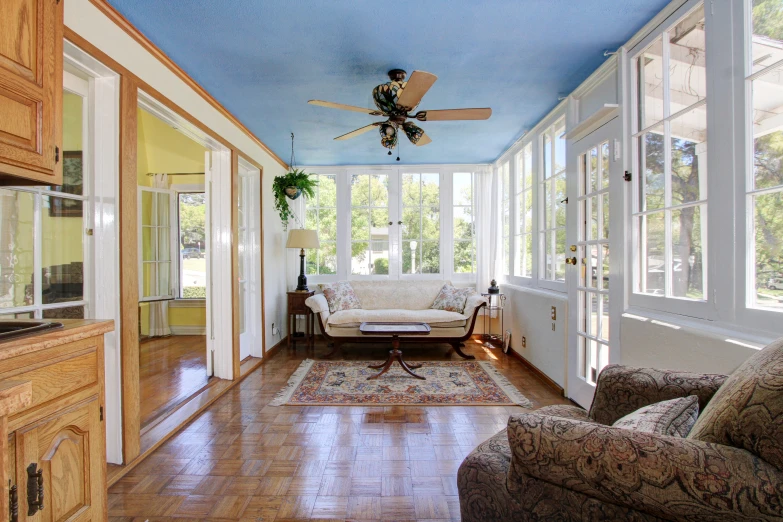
[
  {"left": 9, "top": 483, "right": 18, "bottom": 522},
  {"left": 26, "top": 463, "right": 43, "bottom": 516}
]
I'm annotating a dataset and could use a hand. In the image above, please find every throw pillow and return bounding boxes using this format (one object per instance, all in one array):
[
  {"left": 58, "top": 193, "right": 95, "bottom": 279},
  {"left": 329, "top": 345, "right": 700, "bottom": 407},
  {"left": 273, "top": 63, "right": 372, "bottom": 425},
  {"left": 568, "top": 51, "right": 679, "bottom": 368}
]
[
  {"left": 688, "top": 336, "right": 783, "bottom": 469},
  {"left": 319, "top": 281, "right": 362, "bottom": 313},
  {"left": 612, "top": 396, "right": 699, "bottom": 437},
  {"left": 431, "top": 284, "right": 473, "bottom": 313}
]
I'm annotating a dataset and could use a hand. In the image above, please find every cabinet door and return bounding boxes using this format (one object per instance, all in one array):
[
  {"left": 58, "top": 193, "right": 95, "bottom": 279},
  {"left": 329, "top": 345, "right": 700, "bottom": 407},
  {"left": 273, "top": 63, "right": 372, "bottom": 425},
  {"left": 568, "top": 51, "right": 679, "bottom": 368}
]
[
  {"left": 0, "top": 0, "right": 63, "bottom": 185},
  {"left": 16, "top": 395, "right": 106, "bottom": 522}
]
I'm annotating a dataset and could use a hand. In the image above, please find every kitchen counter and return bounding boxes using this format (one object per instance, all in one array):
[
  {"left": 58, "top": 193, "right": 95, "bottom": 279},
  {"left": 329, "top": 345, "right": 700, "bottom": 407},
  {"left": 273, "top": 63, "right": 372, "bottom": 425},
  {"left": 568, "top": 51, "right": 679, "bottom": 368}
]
[{"left": 0, "top": 319, "right": 115, "bottom": 361}]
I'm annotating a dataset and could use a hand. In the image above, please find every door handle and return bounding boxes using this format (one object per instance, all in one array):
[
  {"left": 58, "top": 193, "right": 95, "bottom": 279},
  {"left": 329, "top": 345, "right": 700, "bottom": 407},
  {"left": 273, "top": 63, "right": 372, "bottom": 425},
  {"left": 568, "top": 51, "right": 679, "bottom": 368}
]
[
  {"left": 388, "top": 221, "right": 393, "bottom": 226},
  {"left": 26, "top": 463, "right": 44, "bottom": 516},
  {"left": 565, "top": 257, "right": 577, "bottom": 265}
]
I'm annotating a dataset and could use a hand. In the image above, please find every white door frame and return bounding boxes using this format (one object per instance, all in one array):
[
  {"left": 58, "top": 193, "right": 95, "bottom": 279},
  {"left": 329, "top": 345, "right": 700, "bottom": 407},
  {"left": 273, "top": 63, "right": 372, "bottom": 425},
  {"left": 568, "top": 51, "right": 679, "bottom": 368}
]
[
  {"left": 64, "top": 41, "right": 122, "bottom": 463},
  {"left": 138, "top": 91, "right": 234, "bottom": 380},
  {"left": 238, "top": 158, "right": 263, "bottom": 359},
  {"left": 566, "top": 117, "right": 623, "bottom": 408}
]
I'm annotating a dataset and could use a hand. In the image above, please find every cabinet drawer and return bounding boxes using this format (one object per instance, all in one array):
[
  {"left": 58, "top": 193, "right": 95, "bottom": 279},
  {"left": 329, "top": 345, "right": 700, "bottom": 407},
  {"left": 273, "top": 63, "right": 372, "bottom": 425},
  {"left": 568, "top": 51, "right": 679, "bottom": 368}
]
[{"left": 0, "top": 347, "right": 98, "bottom": 414}]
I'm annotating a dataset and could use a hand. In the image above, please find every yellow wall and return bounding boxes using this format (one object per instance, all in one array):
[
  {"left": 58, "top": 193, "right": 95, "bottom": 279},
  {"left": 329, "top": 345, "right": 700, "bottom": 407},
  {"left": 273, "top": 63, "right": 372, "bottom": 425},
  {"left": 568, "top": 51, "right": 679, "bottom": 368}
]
[
  {"left": 137, "top": 107, "right": 207, "bottom": 333},
  {"left": 63, "top": 92, "right": 83, "bottom": 151},
  {"left": 137, "top": 108, "right": 206, "bottom": 187}
]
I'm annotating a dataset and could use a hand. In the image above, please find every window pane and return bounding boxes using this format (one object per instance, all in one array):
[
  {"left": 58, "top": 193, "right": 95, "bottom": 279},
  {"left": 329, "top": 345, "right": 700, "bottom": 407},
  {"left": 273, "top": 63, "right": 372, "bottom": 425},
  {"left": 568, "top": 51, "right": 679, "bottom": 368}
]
[
  {"left": 524, "top": 234, "right": 533, "bottom": 278},
  {"left": 0, "top": 190, "right": 34, "bottom": 309},
  {"left": 524, "top": 143, "right": 533, "bottom": 188},
  {"left": 43, "top": 305, "right": 84, "bottom": 319},
  {"left": 319, "top": 175, "right": 337, "bottom": 207},
  {"left": 544, "top": 181, "right": 552, "bottom": 229},
  {"left": 351, "top": 209, "right": 370, "bottom": 241},
  {"left": 454, "top": 206, "right": 473, "bottom": 240},
  {"left": 453, "top": 172, "right": 472, "bottom": 205},
  {"left": 587, "top": 244, "right": 599, "bottom": 288},
  {"left": 142, "top": 263, "right": 157, "bottom": 298},
  {"left": 351, "top": 241, "right": 370, "bottom": 275},
  {"left": 158, "top": 228, "right": 170, "bottom": 262},
  {"left": 421, "top": 210, "right": 439, "bottom": 240},
  {"left": 671, "top": 105, "right": 708, "bottom": 205},
  {"left": 543, "top": 134, "right": 552, "bottom": 179},
  {"left": 454, "top": 240, "right": 474, "bottom": 274},
  {"left": 158, "top": 262, "right": 171, "bottom": 296},
  {"left": 590, "top": 196, "right": 599, "bottom": 241},
  {"left": 639, "top": 127, "right": 665, "bottom": 211},
  {"left": 157, "top": 193, "right": 170, "bottom": 226},
  {"left": 58, "top": 91, "right": 84, "bottom": 196},
  {"left": 753, "top": 191, "right": 783, "bottom": 309},
  {"left": 371, "top": 174, "right": 388, "bottom": 206},
  {"left": 751, "top": 0, "right": 783, "bottom": 75},
  {"left": 421, "top": 241, "right": 440, "bottom": 274},
  {"left": 669, "top": 6, "right": 706, "bottom": 112},
  {"left": 555, "top": 176, "right": 566, "bottom": 228},
  {"left": 351, "top": 175, "right": 370, "bottom": 206},
  {"left": 555, "top": 122, "right": 566, "bottom": 175},
  {"left": 555, "top": 228, "right": 566, "bottom": 281},
  {"left": 600, "top": 293, "right": 610, "bottom": 341},
  {"left": 42, "top": 195, "right": 84, "bottom": 305},
  {"left": 142, "top": 227, "right": 156, "bottom": 261},
  {"left": 141, "top": 191, "right": 153, "bottom": 226},
  {"left": 402, "top": 173, "right": 420, "bottom": 206},
  {"left": 639, "top": 212, "right": 665, "bottom": 295},
  {"left": 402, "top": 240, "right": 419, "bottom": 274},
  {"left": 752, "top": 74, "right": 783, "bottom": 191},
  {"left": 589, "top": 147, "right": 599, "bottom": 193},
  {"left": 671, "top": 205, "right": 705, "bottom": 299},
  {"left": 319, "top": 208, "right": 337, "bottom": 239},
  {"left": 602, "top": 193, "right": 610, "bottom": 240},
  {"left": 421, "top": 174, "right": 439, "bottom": 207},
  {"left": 601, "top": 142, "right": 610, "bottom": 189},
  {"left": 179, "top": 193, "right": 206, "bottom": 298},
  {"left": 638, "top": 37, "right": 664, "bottom": 128},
  {"left": 602, "top": 244, "right": 610, "bottom": 290}
]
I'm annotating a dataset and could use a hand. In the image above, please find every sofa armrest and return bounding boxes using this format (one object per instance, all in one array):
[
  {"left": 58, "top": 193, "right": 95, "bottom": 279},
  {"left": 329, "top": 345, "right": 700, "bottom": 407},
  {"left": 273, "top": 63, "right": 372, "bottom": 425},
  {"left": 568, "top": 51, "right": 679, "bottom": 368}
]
[
  {"left": 588, "top": 364, "right": 727, "bottom": 425},
  {"left": 462, "top": 294, "right": 487, "bottom": 321},
  {"left": 305, "top": 294, "right": 330, "bottom": 323},
  {"left": 507, "top": 413, "right": 783, "bottom": 521}
]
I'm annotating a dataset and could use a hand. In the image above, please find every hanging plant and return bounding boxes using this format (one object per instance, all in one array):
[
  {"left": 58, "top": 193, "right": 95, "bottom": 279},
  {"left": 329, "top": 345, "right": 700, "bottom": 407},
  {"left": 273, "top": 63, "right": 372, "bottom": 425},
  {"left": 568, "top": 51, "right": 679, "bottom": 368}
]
[
  {"left": 273, "top": 133, "right": 318, "bottom": 230},
  {"left": 273, "top": 169, "right": 318, "bottom": 230}
]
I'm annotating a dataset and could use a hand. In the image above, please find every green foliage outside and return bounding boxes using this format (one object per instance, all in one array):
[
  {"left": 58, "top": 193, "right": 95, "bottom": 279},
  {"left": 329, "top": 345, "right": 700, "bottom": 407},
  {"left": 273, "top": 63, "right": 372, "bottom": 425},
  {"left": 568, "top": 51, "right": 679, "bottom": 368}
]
[
  {"left": 305, "top": 173, "right": 476, "bottom": 276},
  {"left": 178, "top": 193, "right": 205, "bottom": 249},
  {"left": 183, "top": 286, "right": 206, "bottom": 298}
]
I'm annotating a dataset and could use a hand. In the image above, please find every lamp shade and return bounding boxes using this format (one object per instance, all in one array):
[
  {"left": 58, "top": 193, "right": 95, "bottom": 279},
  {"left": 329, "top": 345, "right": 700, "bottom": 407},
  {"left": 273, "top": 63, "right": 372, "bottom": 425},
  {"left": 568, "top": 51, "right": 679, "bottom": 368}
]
[{"left": 286, "top": 229, "right": 320, "bottom": 249}]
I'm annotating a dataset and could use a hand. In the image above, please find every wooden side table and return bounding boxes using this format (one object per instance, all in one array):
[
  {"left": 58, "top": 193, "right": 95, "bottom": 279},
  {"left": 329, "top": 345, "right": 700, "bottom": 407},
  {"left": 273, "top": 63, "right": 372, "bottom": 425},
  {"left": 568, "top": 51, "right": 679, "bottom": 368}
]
[{"left": 287, "top": 290, "right": 314, "bottom": 349}]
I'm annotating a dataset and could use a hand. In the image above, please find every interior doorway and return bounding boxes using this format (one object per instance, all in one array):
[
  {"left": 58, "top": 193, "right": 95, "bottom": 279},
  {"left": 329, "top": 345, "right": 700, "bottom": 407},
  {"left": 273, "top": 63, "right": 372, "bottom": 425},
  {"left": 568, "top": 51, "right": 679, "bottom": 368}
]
[
  {"left": 135, "top": 92, "right": 233, "bottom": 429},
  {"left": 566, "top": 117, "right": 622, "bottom": 408},
  {"left": 238, "top": 158, "right": 263, "bottom": 360}
]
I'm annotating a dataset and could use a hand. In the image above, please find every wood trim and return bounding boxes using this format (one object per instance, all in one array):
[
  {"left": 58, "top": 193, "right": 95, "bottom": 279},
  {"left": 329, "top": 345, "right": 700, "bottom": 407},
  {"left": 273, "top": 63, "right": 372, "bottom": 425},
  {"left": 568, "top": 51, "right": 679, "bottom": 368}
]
[
  {"left": 231, "top": 151, "right": 241, "bottom": 379},
  {"left": 107, "top": 352, "right": 272, "bottom": 487},
  {"left": 506, "top": 347, "right": 565, "bottom": 397},
  {"left": 119, "top": 75, "right": 141, "bottom": 464},
  {"left": 85, "top": 0, "right": 288, "bottom": 170},
  {"left": 64, "top": 29, "right": 277, "bottom": 174}
]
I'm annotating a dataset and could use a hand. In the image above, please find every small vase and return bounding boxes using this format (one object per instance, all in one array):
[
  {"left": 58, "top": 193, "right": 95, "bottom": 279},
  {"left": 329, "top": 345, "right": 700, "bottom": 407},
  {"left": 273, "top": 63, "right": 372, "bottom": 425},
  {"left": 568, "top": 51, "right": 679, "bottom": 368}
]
[{"left": 284, "top": 186, "right": 302, "bottom": 200}]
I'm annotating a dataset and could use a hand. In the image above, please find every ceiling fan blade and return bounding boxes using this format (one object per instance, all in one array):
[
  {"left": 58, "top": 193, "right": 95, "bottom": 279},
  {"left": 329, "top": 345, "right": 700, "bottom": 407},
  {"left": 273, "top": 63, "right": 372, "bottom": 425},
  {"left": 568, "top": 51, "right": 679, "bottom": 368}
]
[
  {"left": 416, "top": 132, "right": 432, "bottom": 146},
  {"left": 334, "top": 124, "right": 378, "bottom": 141},
  {"left": 308, "top": 100, "right": 381, "bottom": 115},
  {"left": 416, "top": 108, "right": 492, "bottom": 121},
  {"left": 396, "top": 71, "right": 438, "bottom": 110}
]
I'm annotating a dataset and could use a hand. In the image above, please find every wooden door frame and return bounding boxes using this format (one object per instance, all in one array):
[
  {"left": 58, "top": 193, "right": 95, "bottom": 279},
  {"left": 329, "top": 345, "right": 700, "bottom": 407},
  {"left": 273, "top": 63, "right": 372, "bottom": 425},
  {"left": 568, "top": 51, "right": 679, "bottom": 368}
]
[{"left": 64, "top": 29, "right": 273, "bottom": 467}]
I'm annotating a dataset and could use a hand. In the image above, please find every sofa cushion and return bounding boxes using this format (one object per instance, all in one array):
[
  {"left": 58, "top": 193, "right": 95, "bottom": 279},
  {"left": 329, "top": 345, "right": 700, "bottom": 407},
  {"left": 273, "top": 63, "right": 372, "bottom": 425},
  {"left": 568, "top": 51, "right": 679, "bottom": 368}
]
[
  {"left": 431, "top": 284, "right": 473, "bottom": 313},
  {"left": 327, "top": 308, "right": 468, "bottom": 328},
  {"left": 612, "top": 396, "right": 699, "bottom": 437},
  {"left": 688, "top": 336, "right": 783, "bottom": 469},
  {"left": 348, "top": 280, "right": 451, "bottom": 310},
  {"left": 319, "top": 281, "right": 362, "bottom": 313}
]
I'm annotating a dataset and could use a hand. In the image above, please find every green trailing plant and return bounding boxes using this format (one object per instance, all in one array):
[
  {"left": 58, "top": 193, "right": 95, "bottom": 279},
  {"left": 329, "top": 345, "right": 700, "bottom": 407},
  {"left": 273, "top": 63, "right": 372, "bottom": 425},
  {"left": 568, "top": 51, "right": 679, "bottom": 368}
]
[{"left": 272, "top": 169, "right": 318, "bottom": 230}]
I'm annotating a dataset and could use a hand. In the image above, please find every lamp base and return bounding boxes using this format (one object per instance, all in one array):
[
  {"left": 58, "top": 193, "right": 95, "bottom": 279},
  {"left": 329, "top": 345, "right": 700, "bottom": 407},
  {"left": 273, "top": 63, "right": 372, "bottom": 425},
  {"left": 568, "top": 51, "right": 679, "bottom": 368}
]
[{"left": 296, "top": 250, "right": 309, "bottom": 292}]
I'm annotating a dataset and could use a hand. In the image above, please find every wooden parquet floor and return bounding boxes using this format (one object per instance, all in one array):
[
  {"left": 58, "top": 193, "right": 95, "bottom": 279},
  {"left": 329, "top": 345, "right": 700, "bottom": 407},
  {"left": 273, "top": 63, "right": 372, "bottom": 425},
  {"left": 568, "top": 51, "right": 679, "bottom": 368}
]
[
  {"left": 109, "top": 338, "right": 570, "bottom": 521},
  {"left": 140, "top": 335, "right": 210, "bottom": 429}
]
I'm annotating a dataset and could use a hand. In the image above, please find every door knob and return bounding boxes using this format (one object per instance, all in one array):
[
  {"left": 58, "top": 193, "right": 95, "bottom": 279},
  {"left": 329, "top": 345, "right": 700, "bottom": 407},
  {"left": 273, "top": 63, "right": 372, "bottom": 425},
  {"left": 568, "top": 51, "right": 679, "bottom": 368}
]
[
  {"left": 398, "top": 221, "right": 403, "bottom": 225},
  {"left": 565, "top": 257, "right": 577, "bottom": 265},
  {"left": 569, "top": 245, "right": 577, "bottom": 252},
  {"left": 388, "top": 221, "right": 393, "bottom": 226}
]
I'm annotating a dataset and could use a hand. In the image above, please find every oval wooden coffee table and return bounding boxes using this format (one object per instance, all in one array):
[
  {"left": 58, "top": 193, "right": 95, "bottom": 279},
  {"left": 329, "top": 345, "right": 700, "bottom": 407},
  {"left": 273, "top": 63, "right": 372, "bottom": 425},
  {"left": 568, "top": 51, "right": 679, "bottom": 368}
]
[{"left": 359, "top": 322, "right": 431, "bottom": 380}]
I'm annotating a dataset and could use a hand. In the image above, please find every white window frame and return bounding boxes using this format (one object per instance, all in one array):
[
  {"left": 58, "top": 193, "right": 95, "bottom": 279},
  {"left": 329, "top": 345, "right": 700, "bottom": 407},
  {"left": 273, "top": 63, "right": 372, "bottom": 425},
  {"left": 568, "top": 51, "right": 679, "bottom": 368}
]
[
  {"left": 500, "top": 161, "right": 511, "bottom": 278},
  {"left": 627, "top": 0, "right": 713, "bottom": 320},
  {"left": 451, "top": 171, "right": 477, "bottom": 280},
  {"left": 305, "top": 172, "right": 338, "bottom": 277},
  {"left": 538, "top": 117, "right": 568, "bottom": 292},
  {"left": 171, "top": 183, "right": 206, "bottom": 300},
  {"left": 137, "top": 186, "right": 176, "bottom": 302},
  {"left": 513, "top": 143, "right": 534, "bottom": 279},
  {"left": 735, "top": 0, "right": 783, "bottom": 333},
  {"left": 303, "top": 165, "right": 483, "bottom": 285}
]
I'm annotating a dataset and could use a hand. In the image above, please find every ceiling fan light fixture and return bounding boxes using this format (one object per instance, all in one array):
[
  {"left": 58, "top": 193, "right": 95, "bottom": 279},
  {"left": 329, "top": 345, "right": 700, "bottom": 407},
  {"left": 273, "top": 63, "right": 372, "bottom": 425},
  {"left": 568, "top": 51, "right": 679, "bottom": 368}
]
[{"left": 379, "top": 123, "right": 398, "bottom": 150}]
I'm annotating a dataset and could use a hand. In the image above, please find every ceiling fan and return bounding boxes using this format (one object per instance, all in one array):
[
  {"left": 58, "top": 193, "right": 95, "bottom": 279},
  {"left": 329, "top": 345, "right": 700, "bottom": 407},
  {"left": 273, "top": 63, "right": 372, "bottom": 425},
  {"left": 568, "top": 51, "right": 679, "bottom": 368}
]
[{"left": 308, "top": 69, "right": 492, "bottom": 155}]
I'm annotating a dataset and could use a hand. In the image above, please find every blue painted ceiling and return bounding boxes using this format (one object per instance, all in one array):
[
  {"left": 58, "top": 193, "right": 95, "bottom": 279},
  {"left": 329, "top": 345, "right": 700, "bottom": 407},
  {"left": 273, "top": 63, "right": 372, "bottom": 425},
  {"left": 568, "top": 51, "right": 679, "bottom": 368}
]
[{"left": 106, "top": 0, "right": 669, "bottom": 165}]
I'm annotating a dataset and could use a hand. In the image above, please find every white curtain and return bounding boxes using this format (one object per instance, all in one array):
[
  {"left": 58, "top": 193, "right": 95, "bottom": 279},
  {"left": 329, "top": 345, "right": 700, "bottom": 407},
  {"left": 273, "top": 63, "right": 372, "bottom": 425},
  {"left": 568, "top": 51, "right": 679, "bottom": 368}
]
[
  {"left": 151, "top": 173, "right": 168, "bottom": 189},
  {"left": 475, "top": 165, "right": 500, "bottom": 293},
  {"left": 148, "top": 301, "right": 171, "bottom": 337},
  {"left": 149, "top": 173, "right": 171, "bottom": 336}
]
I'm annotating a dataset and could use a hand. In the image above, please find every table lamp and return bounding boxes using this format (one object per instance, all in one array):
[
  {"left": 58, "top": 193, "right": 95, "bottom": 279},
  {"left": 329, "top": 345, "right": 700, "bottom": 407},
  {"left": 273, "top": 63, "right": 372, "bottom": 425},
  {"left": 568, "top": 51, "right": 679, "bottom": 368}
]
[{"left": 286, "top": 229, "right": 320, "bottom": 292}]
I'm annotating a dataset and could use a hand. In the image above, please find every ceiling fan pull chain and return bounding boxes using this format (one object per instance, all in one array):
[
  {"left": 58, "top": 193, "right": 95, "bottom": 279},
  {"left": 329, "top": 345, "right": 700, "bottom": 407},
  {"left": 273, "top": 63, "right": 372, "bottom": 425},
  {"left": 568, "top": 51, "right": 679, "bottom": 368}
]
[
  {"left": 290, "top": 132, "right": 297, "bottom": 170},
  {"left": 396, "top": 138, "right": 401, "bottom": 162}
]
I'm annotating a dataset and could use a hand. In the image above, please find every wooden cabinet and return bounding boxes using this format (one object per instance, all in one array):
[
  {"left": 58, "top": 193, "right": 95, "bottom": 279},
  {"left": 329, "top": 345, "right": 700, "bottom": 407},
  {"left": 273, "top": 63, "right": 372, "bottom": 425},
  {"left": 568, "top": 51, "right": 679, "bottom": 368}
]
[
  {"left": 0, "top": 321, "right": 112, "bottom": 522},
  {"left": 0, "top": 0, "right": 64, "bottom": 185}
]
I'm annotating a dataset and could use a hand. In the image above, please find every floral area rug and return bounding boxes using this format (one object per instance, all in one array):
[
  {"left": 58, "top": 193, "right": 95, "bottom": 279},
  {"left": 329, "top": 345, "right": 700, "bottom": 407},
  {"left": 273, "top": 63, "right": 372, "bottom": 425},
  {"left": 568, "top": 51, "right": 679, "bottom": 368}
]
[{"left": 270, "top": 359, "right": 532, "bottom": 407}]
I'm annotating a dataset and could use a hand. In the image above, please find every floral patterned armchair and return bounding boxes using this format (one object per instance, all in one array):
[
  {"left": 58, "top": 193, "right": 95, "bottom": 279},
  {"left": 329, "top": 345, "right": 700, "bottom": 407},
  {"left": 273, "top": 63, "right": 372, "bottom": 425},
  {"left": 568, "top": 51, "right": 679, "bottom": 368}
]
[{"left": 458, "top": 337, "right": 783, "bottom": 521}]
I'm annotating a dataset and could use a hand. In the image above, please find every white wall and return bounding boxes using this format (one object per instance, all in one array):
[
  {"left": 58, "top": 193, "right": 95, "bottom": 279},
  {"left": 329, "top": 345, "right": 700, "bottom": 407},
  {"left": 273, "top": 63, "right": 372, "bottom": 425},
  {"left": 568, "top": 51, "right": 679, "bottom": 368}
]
[
  {"left": 64, "top": 0, "right": 290, "bottom": 462},
  {"left": 501, "top": 284, "right": 568, "bottom": 388}
]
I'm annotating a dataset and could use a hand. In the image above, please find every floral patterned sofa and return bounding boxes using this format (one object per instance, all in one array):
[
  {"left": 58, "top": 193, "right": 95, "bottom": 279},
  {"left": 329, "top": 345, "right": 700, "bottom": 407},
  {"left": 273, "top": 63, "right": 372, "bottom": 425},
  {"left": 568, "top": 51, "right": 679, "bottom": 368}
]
[
  {"left": 458, "top": 337, "right": 783, "bottom": 521},
  {"left": 304, "top": 280, "right": 486, "bottom": 359}
]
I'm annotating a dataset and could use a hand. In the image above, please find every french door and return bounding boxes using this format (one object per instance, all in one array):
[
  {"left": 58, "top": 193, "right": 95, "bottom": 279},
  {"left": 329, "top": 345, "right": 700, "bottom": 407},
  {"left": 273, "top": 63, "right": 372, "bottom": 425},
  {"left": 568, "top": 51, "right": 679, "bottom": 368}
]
[{"left": 567, "top": 117, "right": 622, "bottom": 408}]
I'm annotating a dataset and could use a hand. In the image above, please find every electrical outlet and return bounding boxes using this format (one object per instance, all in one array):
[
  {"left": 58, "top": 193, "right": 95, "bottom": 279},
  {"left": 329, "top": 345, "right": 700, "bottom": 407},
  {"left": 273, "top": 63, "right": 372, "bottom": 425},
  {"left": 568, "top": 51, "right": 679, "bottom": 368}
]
[
  {"left": 271, "top": 322, "right": 279, "bottom": 336},
  {"left": 521, "top": 336, "right": 526, "bottom": 348},
  {"left": 550, "top": 306, "right": 557, "bottom": 321}
]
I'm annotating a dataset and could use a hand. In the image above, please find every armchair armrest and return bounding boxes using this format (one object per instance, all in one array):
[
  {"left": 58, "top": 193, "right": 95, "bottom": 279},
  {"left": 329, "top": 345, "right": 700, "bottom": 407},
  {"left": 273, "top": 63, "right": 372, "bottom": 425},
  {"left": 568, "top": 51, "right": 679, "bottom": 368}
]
[
  {"left": 507, "top": 413, "right": 783, "bottom": 521},
  {"left": 462, "top": 294, "right": 487, "bottom": 320},
  {"left": 588, "top": 365, "right": 727, "bottom": 426},
  {"left": 305, "top": 294, "right": 330, "bottom": 323}
]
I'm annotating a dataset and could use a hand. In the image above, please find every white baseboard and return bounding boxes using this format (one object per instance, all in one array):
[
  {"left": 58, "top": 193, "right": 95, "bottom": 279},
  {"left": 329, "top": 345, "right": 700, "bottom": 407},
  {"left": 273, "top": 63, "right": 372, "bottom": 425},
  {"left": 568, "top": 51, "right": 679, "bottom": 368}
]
[{"left": 170, "top": 325, "right": 207, "bottom": 336}]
